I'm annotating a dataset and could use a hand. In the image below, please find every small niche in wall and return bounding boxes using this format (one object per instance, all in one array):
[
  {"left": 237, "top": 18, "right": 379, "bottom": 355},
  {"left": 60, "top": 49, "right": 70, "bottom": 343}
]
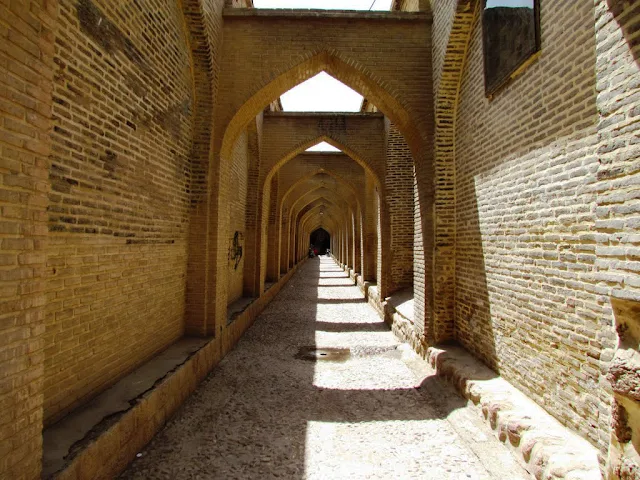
[
  {"left": 482, "top": 0, "right": 540, "bottom": 96},
  {"left": 607, "top": 297, "right": 640, "bottom": 478}
]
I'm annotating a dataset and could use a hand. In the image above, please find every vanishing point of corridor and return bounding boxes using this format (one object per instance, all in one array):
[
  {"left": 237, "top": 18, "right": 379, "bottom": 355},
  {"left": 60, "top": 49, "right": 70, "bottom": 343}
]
[{"left": 121, "top": 257, "right": 528, "bottom": 479}]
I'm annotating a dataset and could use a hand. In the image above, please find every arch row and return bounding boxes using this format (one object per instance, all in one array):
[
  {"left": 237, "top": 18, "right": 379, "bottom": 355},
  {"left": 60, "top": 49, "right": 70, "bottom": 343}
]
[{"left": 185, "top": 9, "right": 434, "bottom": 352}]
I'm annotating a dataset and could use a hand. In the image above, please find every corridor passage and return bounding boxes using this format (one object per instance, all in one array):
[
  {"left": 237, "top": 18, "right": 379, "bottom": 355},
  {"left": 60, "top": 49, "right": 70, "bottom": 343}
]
[{"left": 121, "top": 257, "right": 529, "bottom": 479}]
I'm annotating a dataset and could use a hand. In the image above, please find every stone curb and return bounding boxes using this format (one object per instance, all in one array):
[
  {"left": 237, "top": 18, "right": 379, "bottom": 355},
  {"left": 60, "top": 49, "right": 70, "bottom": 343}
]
[{"left": 427, "top": 345, "right": 603, "bottom": 480}]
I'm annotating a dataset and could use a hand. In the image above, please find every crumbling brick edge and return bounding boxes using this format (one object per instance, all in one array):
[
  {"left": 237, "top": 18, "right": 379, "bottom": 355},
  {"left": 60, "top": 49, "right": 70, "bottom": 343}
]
[
  {"left": 50, "top": 260, "right": 306, "bottom": 480},
  {"left": 422, "top": 342, "right": 603, "bottom": 480}
]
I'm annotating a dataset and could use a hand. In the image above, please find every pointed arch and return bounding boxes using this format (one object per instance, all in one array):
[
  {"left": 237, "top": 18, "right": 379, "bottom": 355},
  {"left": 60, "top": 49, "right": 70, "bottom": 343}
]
[
  {"left": 264, "top": 134, "right": 382, "bottom": 190},
  {"left": 220, "top": 51, "right": 423, "bottom": 164}
]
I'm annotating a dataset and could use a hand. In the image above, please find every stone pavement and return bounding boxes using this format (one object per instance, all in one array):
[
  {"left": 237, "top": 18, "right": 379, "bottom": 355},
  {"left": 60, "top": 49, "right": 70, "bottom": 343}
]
[{"left": 121, "top": 257, "right": 530, "bottom": 479}]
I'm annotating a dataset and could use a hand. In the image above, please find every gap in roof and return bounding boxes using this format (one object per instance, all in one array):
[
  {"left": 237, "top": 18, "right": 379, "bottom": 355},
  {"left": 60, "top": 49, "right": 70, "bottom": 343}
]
[
  {"left": 306, "top": 142, "right": 341, "bottom": 152},
  {"left": 253, "top": 0, "right": 392, "bottom": 10},
  {"left": 281, "top": 72, "right": 363, "bottom": 112}
]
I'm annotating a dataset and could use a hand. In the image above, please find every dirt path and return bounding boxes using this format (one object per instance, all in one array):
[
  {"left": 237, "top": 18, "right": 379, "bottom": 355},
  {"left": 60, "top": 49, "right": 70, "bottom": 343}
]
[{"left": 121, "top": 257, "right": 529, "bottom": 479}]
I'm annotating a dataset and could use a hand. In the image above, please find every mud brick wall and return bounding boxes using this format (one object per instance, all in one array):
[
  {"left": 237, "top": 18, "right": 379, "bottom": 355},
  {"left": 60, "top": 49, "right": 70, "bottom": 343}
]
[
  {"left": 44, "top": 0, "right": 195, "bottom": 423},
  {"left": 453, "top": 0, "right": 612, "bottom": 459}
]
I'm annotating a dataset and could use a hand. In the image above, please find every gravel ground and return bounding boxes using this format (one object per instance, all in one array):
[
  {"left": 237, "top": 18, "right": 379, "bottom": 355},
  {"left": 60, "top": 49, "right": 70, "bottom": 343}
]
[{"left": 121, "top": 257, "right": 530, "bottom": 480}]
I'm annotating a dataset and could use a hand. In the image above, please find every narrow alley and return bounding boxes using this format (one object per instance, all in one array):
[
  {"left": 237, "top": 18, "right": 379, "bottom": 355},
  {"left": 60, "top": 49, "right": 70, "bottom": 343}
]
[{"left": 121, "top": 257, "right": 528, "bottom": 479}]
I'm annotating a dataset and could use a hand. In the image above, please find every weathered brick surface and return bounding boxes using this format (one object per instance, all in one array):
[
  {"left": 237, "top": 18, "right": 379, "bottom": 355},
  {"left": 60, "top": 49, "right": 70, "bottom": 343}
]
[
  {"left": 452, "top": 0, "right": 612, "bottom": 462},
  {"left": 432, "top": 0, "right": 476, "bottom": 343},
  {"left": 594, "top": 0, "right": 640, "bottom": 477},
  {"left": 0, "top": 1, "right": 57, "bottom": 477},
  {"left": 227, "top": 130, "right": 249, "bottom": 303},
  {"left": 182, "top": 0, "right": 226, "bottom": 336},
  {"left": 5, "top": 1, "right": 640, "bottom": 477},
  {"left": 241, "top": 113, "right": 263, "bottom": 298}
]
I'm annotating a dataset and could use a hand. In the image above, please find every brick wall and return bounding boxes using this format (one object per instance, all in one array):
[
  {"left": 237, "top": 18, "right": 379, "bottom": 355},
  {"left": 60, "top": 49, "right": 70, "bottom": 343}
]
[
  {"left": 0, "top": 1, "right": 57, "bottom": 476},
  {"left": 432, "top": 0, "right": 476, "bottom": 342},
  {"left": 44, "top": 0, "right": 195, "bottom": 423},
  {"left": 453, "top": 0, "right": 611, "bottom": 458},
  {"left": 183, "top": 0, "right": 226, "bottom": 336},
  {"left": 242, "top": 114, "right": 263, "bottom": 298},
  {"left": 594, "top": 0, "right": 640, "bottom": 476},
  {"left": 385, "top": 120, "right": 414, "bottom": 293},
  {"left": 227, "top": 131, "right": 249, "bottom": 304},
  {"left": 429, "top": 0, "right": 457, "bottom": 98}
]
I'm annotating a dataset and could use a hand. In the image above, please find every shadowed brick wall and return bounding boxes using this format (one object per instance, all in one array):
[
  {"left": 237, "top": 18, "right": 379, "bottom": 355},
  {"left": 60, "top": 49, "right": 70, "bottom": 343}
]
[
  {"left": 183, "top": 0, "right": 226, "bottom": 336},
  {"left": 385, "top": 120, "right": 414, "bottom": 294},
  {"left": 44, "top": 0, "right": 195, "bottom": 423},
  {"left": 227, "top": 131, "right": 249, "bottom": 304},
  {"left": 452, "top": 0, "right": 611, "bottom": 460}
]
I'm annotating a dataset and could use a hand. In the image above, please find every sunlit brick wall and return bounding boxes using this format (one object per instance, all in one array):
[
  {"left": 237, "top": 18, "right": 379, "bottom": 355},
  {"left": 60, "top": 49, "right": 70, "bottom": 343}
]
[
  {"left": 44, "top": 0, "right": 195, "bottom": 423},
  {"left": 453, "top": 0, "right": 610, "bottom": 459}
]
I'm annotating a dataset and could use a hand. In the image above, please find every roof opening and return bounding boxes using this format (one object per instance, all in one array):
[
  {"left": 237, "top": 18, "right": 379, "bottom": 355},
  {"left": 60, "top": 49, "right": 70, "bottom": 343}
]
[
  {"left": 281, "top": 72, "right": 363, "bottom": 112},
  {"left": 253, "top": 0, "right": 392, "bottom": 10},
  {"left": 306, "top": 142, "right": 341, "bottom": 152}
]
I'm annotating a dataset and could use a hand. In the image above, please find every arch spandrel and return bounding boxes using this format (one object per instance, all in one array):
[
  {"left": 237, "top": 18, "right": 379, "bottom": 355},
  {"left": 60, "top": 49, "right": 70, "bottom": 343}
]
[
  {"left": 282, "top": 182, "right": 359, "bottom": 224},
  {"left": 300, "top": 208, "right": 344, "bottom": 237},
  {"left": 277, "top": 154, "right": 367, "bottom": 205},
  {"left": 260, "top": 114, "right": 386, "bottom": 185},
  {"left": 287, "top": 184, "right": 358, "bottom": 222},
  {"left": 292, "top": 197, "right": 352, "bottom": 231},
  {"left": 216, "top": 32, "right": 432, "bottom": 163},
  {"left": 262, "top": 134, "right": 383, "bottom": 192},
  {"left": 297, "top": 199, "right": 344, "bottom": 225}
]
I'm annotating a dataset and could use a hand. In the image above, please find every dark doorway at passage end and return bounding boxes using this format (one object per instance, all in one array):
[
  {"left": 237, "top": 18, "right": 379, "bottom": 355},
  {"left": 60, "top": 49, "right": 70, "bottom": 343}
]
[{"left": 310, "top": 228, "right": 330, "bottom": 255}]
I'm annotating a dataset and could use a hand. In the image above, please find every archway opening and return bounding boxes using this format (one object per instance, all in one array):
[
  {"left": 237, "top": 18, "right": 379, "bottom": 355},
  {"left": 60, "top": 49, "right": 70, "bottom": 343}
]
[
  {"left": 310, "top": 228, "right": 331, "bottom": 255},
  {"left": 281, "top": 72, "right": 363, "bottom": 112},
  {"left": 306, "top": 141, "right": 341, "bottom": 152}
]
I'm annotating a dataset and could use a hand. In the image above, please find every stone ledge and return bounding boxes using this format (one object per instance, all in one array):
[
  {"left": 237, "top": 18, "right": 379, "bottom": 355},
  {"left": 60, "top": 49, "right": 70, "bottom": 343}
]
[
  {"left": 427, "top": 345, "right": 602, "bottom": 480},
  {"left": 383, "top": 289, "right": 430, "bottom": 357},
  {"left": 46, "top": 261, "right": 305, "bottom": 480},
  {"left": 386, "top": 287, "right": 414, "bottom": 322},
  {"left": 223, "top": 8, "right": 431, "bottom": 21},
  {"left": 43, "top": 337, "right": 211, "bottom": 479}
]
